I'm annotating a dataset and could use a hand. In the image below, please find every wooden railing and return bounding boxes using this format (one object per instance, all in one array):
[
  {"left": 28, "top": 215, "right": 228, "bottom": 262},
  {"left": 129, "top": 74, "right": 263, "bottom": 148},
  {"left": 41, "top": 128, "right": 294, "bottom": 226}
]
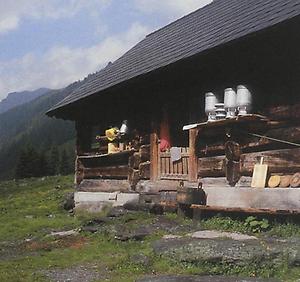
[{"left": 159, "top": 147, "right": 189, "bottom": 180}]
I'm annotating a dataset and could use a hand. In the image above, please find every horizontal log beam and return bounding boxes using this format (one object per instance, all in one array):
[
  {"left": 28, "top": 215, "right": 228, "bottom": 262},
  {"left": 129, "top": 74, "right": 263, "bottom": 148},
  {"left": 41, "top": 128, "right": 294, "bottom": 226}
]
[
  {"left": 199, "top": 126, "right": 300, "bottom": 157},
  {"left": 83, "top": 165, "right": 129, "bottom": 179},
  {"left": 199, "top": 148, "right": 300, "bottom": 178}
]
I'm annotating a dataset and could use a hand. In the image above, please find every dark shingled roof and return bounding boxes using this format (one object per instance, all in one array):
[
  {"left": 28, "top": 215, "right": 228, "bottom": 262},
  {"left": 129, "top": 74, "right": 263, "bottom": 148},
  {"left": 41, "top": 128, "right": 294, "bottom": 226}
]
[{"left": 48, "top": 0, "right": 300, "bottom": 115}]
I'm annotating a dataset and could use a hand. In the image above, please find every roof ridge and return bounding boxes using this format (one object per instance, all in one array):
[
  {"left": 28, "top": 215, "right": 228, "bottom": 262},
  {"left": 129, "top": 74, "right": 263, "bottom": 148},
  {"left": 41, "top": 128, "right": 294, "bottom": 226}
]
[{"left": 146, "top": 0, "right": 215, "bottom": 38}]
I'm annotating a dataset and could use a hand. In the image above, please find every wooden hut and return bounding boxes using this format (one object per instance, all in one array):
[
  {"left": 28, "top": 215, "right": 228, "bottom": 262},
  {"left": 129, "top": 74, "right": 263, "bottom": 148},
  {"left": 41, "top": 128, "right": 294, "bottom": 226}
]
[{"left": 47, "top": 0, "right": 300, "bottom": 214}]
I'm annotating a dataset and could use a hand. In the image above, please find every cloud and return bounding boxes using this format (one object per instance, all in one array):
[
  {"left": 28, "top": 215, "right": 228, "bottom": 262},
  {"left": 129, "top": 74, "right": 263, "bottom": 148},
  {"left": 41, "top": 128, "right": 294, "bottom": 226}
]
[
  {"left": 0, "top": 0, "right": 111, "bottom": 34},
  {"left": 0, "top": 23, "right": 150, "bottom": 99},
  {"left": 134, "top": 0, "right": 212, "bottom": 20}
]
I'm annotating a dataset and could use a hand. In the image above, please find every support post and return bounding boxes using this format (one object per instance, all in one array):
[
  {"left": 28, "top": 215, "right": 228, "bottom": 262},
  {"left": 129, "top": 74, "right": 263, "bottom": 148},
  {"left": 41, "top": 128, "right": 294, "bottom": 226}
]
[
  {"left": 188, "top": 128, "right": 198, "bottom": 182},
  {"left": 150, "top": 122, "right": 159, "bottom": 181},
  {"left": 74, "top": 121, "right": 91, "bottom": 186}
]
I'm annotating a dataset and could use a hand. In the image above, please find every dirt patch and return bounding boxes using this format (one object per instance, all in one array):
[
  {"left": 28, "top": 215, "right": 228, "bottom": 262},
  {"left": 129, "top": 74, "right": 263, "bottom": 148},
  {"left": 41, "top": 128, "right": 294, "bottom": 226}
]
[{"left": 23, "top": 236, "right": 87, "bottom": 252}]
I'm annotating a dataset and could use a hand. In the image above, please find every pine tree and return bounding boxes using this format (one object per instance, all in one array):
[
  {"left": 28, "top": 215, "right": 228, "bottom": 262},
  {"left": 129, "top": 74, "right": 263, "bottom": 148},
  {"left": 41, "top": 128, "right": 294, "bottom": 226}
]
[
  {"left": 59, "top": 149, "right": 70, "bottom": 175},
  {"left": 37, "top": 151, "right": 48, "bottom": 177},
  {"left": 47, "top": 147, "right": 60, "bottom": 176},
  {"left": 15, "top": 149, "right": 28, "bottom": 179}
]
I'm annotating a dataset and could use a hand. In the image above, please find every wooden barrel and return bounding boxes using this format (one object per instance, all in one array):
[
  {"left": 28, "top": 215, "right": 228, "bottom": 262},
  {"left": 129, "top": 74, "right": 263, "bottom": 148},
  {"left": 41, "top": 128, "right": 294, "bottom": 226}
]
[{"left": 177, "top": 185, "right": 206, "bottom": 205}]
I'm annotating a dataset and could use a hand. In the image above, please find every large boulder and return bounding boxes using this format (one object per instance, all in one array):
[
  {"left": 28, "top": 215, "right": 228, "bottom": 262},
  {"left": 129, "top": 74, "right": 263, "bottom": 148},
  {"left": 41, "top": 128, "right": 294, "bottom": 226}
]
[{"left": 152, "top": 237, "right": 300, "bottom": 267}]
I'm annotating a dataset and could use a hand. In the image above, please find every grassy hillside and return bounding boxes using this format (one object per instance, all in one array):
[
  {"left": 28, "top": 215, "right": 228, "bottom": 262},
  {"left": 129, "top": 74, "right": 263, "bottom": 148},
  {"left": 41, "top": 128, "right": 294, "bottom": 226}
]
[
  {"left": 0, "top": 176, "right": 299, "bottom": 282},
  {"left": 0, "top": 82, "right": 81, "bottom": 180}
]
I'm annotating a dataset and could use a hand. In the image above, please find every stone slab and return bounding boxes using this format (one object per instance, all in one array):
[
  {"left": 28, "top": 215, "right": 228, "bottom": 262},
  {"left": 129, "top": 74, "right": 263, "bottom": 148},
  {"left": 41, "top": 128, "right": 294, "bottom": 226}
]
[
  {"left": 202, "top": 187, "right": 300, "bottom": 210},
  {"left": 116, "top": 193, "right": 140, "bottom": 206},
  {"left": 74, "top": 192, "right": 117, "bottom": 203},
  {"left": 74, "top": 192, "right": 140, "bottom": 211}
]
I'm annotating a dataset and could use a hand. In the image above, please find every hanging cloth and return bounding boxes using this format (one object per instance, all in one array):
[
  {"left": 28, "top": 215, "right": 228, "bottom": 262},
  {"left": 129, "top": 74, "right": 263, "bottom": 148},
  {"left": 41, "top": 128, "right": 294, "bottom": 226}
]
[{"left": 160, "top": 108, "right": 171, "bottom": 152}]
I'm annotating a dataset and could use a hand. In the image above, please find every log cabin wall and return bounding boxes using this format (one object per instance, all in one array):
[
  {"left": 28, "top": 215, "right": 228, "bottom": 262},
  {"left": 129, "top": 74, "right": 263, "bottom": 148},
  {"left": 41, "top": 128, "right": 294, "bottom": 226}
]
[{"left": 72, "top": 17, "right": 299, "bottom": 186}]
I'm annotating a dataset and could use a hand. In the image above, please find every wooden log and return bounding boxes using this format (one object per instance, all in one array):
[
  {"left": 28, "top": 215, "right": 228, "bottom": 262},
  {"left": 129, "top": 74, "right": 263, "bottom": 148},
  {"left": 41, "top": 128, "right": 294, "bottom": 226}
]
[
  {"left": 139, "top": 145, "right": 150, "bottom": 162},
  {"left": 241, "top": 148, "right": 300, "bottom": 176},
  {"left": 199, "top": 126, "right": 300, "bottom": 157},
  {"left": 150, "top": 126, "right": 159, "bottom": 181},
  {"left": 128, "top": 152, "right": 142, "bottom": 169},
  {"left": 139, "top": 161, "right": 150, "bottom": 179},
  {"left": 225, "top": 141, "right": 241, "bottom": 161},
  {"left": 83, "top": 165, "right": 129, "bottom": 179},
  {"left": 279, "top": 175, "right": 292, "bottom": 188},
  {"left": 128, "top": 168, "right": 140, "bottom": 189},
  {"left": 226, "top": 160, "right": 241, "bottom": 187},
  {"left": 75, "top": 157, "right": 84, "bottom": 185},
  {"left": 268, "top": 175, "right": 281, "bottom": 188},
  {"left": 291, "top": 173, "right": 300, "bottom": 188},
  {"left": 189, "top": 128, "right": 198, "bottom": 182},
  {"left": 198, "top": 156, "right": 225, "bottom": 177},
  {"left": 266, "top": 103, "right": 300, "bottom": 121}
]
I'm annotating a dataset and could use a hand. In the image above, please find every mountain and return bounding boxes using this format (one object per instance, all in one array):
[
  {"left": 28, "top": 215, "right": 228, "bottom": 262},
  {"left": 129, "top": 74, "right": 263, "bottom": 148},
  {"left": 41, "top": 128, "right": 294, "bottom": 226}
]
[
  {"left": 0, "top": 82, "right": 82, "bottom": 180},
  {"left": 0, "top": 88, "right": 50, "bottom": 114}
]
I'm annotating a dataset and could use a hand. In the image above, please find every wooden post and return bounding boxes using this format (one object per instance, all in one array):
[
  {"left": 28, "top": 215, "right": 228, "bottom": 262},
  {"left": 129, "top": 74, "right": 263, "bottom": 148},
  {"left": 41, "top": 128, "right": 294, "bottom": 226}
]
[
  {"left": 188, "top": 128, "right": 198, "bottom": 182},
  {"left": 150, "top": 122, "right": 159, "bottom": 181},
  {"left": 74, "top": 121, "right": 91, "bottom": 186}
]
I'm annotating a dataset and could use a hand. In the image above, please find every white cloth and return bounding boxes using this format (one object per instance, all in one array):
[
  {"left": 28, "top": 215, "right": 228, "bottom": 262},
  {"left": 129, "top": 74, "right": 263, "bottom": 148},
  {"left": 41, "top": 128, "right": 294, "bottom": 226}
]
[{"left": 170, "top": 147, "right": 181, "bottom": 162}]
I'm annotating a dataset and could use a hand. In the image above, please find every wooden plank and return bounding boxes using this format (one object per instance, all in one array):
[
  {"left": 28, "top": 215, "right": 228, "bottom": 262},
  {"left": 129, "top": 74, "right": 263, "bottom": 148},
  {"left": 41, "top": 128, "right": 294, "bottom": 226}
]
[
  {"left": 241, "top": 148, "right": 300, "bottom": 176},
  {"left": 78, "top": 149, "right": 135, "bottom": 159},
  {"left": 266, "top": 103, "right": 300, "bottom": 121},
  {"left": 75, "top": 157, "right": 84, "bottom": 185},
  {"left": 178, "top": 156, "right": 183, "bottom": 175},
  {"left": 191, "top": 205, "right": 300, "bottom": 215},
  {"left": 189, "top": 128, "right": 199, "bottom": 182},
  {"left": 157, "top": 144, "right": 161, "bottom": 180},
  {"left": 199, "top": 126, "right": 300, "bottom": 157},
  {"left": 83, "top": 165, "right": 129, "bottom": 179},
  {"left": 150, "top": 127, "right": 159, "bottom": 181},
  {"left": 198, "top": 156, "right": 225, "bottom": 177},
  {"left": 183, "top": 156, "right": 188, "bottom": 175},
  {"left": 161, "top": 156, "right": 165, "bottom": 175},
  {"left": 169, "top": 156, "right": 173, "bottom": 175}
]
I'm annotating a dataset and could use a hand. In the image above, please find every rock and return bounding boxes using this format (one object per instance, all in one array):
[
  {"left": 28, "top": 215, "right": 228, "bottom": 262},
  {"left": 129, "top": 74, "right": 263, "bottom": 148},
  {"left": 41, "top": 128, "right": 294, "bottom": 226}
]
[
  {"left": 115, "top": 226, "right": 152, "bottom": 241},
  {"left": 136, "top": 275, "right": 279, "bottom": 282},
  {"left": 63, "top": 192, "right": 75, "bottom": 211},
  {"left": 190, "top": 230, "right": 257, "bottom": 241},
  {"left": 152, "top": 237, "right": 300, "bottom": 267},
  {"left": 107, "top": 206, "right": 129, "bottom": 218},
  {"left": 25, "top": 215, "right": 34, "bottom": 219},
  {"left": 49, "top": 229, "right": 78, "bottom": 237},
  {"left": 81, "top": 226, "right": 100, "bottom": 233},
  {"left": 131, "top": 253, "right": 151, "bottom": 267},
  {"left": 123, "top": 202, "right": 164, "bottom": 215},
  {"left": 163, "top": 235, "right": 182, "bottom": 240}
]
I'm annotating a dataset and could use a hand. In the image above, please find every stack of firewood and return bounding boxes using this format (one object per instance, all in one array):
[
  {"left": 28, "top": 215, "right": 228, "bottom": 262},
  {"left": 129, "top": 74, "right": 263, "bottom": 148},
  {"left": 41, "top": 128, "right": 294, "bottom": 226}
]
[
  {"left": 268, "top": 173, "right": 300, "bottom": 188},
  {"left": 128, "top": 145, "right": 150, "bottom": 189}
]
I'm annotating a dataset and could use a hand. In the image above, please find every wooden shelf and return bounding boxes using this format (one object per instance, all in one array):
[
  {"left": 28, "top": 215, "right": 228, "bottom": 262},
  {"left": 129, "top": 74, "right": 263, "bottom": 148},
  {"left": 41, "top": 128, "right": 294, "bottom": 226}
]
[
  {"left": 78, "top": 149, "right": 135, "bottom": 160},
  {"left": 195, "top": 114, "right": 269, "bottom": 129},
  {"left": 183, "top": 114, "right": 272, "bottom": 131}
]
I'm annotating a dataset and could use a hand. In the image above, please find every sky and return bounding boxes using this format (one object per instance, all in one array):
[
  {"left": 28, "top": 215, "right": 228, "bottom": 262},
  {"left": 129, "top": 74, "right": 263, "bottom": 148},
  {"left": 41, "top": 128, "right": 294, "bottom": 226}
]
[{"left": 0, "top": 0, "right": 212, "bottom": 101}]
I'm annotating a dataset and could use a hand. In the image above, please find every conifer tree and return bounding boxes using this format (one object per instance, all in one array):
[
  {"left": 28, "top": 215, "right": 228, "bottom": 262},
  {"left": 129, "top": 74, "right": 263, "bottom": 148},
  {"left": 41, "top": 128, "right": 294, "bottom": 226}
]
[
  {"left": 48, "top": 147, "right": 60, "bottom": 175},
  {"left": 59, "top": 149, "right": 70, "bottom": 175}
]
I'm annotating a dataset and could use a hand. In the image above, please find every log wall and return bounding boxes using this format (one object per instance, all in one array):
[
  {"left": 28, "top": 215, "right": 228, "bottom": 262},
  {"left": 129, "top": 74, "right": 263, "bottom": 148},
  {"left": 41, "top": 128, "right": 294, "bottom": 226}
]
[{"left": 198, "top": 104, "right": 300, "bottom": 179}]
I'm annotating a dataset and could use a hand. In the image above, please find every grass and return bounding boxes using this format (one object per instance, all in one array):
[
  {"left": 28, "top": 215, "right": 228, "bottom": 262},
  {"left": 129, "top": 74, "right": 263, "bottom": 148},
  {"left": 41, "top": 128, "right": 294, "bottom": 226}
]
[{"left": 0, "top": 175, "right": 299, "bottom": 281}]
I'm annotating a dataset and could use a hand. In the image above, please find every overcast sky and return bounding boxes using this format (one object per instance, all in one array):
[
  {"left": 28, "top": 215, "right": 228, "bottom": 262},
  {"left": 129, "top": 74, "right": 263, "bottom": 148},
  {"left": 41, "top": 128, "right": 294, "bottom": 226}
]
[{"left": 0, "top": 0, "right": 212, "bottom": 100}]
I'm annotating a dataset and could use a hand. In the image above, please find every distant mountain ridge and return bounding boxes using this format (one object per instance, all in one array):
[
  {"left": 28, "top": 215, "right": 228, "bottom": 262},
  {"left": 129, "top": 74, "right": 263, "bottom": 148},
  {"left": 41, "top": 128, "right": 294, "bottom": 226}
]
[
  {"left": 0, "top": 82, "right": 84, "bottom": 180},
  {"left": 0, "top": 88, "right": 50, "bottom": 114}
]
